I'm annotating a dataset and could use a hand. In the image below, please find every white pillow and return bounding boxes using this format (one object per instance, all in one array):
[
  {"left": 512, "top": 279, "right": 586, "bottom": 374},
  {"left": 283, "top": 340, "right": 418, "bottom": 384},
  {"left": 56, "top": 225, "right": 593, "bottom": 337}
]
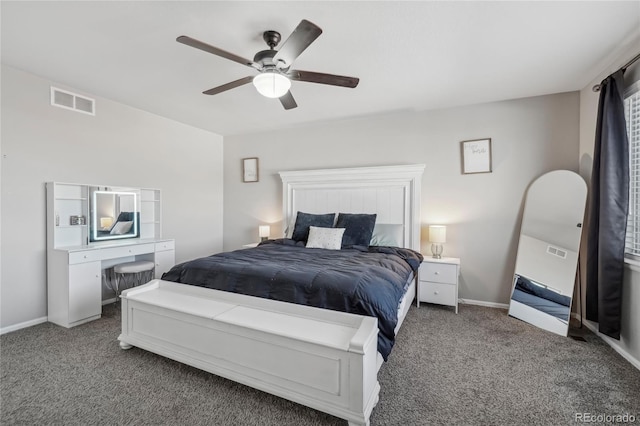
[
  {"left": 110, "top": 221, "right": 133, "bottom": 235},
  {"left": 305, "top": 226, "right": 345, "bottom": 250},
  {"left": 370, "top": 223, "right": 404, "bottom": 247}
]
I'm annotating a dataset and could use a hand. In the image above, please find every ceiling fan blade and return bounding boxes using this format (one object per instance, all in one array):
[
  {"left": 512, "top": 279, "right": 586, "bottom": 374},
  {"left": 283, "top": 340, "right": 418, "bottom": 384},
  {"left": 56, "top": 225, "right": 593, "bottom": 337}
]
[
  {"left": 202, "top": 76, "right": 254, "bottom": 95},
  {"left": 289, "top": 70, "right": 359, "bottom": 88},
  {"left": 273, "top": 20, "right": 322, "bottom": 69},
  {"left": 177, "top": 35, "right": 256, "bottom": 69},
  {"left": 279, "top": 91, "right": 297, "bottom": 110}
]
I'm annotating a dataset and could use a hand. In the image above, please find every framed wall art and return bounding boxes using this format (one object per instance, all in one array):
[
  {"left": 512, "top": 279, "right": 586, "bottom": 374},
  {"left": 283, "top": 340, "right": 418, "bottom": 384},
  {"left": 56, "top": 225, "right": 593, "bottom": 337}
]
[
  {"left": 242, "top": 157, "right": 259, "bottom": 182},
  {"left": 461, "top": 138, "right": 492, "bottom": 174}
]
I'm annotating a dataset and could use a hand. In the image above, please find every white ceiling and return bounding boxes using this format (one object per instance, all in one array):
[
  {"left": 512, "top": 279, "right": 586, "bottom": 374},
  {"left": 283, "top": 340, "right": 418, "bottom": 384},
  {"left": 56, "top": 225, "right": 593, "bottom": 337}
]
[{"left": 2, "top": 1, "right": 639, "bottom": 136}]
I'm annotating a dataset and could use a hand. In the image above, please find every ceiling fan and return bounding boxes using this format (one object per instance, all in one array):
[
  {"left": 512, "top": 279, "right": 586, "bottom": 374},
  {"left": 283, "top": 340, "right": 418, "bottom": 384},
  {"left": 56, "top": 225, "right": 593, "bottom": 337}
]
[{"left": 177, "top": 19, "right": 359, "bottom": 110}]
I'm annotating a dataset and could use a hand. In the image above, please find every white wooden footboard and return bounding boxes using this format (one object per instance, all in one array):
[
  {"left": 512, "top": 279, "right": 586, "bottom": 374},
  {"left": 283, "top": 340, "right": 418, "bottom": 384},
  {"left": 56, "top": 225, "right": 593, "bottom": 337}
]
[{"left": 118, "top": 280, "right": 380, "bottom": 426}]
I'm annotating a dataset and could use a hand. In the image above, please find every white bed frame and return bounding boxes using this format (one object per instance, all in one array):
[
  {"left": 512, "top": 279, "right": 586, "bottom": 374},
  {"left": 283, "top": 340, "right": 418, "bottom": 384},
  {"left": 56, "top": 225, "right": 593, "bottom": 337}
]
[{"left": 119, "top": 164, "right": 425, "bottom": 426}]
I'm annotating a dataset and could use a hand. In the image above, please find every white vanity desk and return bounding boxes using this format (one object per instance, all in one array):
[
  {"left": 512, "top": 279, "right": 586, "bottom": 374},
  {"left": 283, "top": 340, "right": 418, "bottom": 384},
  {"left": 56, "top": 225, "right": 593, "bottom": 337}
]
[
  {"left": 48, "top": 238, "right": 175, "bottom": 328},
  {"left": 46, "top": 181, "right": 175, "bottom": 328}
]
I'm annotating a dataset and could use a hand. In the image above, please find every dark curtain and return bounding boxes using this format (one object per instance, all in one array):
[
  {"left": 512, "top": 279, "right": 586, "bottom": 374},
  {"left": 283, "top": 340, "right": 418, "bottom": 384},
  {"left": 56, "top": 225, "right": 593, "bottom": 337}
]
[{"left": 586, "top": 70, "right": 629, "bottom": 340}]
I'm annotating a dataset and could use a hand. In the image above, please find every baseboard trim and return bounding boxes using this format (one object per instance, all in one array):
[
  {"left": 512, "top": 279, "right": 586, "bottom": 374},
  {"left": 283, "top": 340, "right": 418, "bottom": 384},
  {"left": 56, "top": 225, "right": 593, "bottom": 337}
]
[
  {"left": 459, "top": 298, "right": 509, "bottom": 310},
  {"left": 6, "top": 307, "right": 634, "bottom": 372},
  {"left": 3, "top": 301, "right": 116, "bottom": 335},
  {"left": 461, "top": 304, "right": 640, "bottom": 370},
  {"left": 582, "top": 319, "right": 640, "bottom": 371},
  {"left": 0, "top": 316, "right": 48, "bottom": 335}
]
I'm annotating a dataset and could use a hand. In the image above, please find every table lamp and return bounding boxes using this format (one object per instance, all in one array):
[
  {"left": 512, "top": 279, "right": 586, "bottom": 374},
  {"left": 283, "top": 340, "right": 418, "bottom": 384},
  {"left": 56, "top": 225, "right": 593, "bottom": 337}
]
[
  {"left": 259, "top": 225, "right": 271, "bottom": 242},
  {"left": 428, "top": 225, "right": 446, "bottom": 259},
  {"left": 100, "top": 217, "right": 114, "bottom": 230}
]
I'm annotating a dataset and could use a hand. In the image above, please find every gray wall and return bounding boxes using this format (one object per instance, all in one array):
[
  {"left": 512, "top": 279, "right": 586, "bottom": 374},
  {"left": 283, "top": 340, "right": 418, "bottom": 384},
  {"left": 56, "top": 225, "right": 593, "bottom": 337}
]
[
  {"left": 579, "top": 37, "right": 640, "bottom": 366},
  {"left": 1, "top": 65, "right": 224, "bottom": 329},
  {"left": 223, "top": 92, "right": 580, "bottom": 306}
]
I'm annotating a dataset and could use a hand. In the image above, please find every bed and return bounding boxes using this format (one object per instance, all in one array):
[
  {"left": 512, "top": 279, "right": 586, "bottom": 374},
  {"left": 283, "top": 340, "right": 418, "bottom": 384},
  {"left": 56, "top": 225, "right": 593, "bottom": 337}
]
[
  {"left": 510, "top": 274, "right": 571, "bottom": 320},
  {"left": 161, "top": 238, "right": 422, "bottom": 361},
  {"left": 118, "top": 164, "right": 425, "bottom": 426},
  {"left": 508, "top": 273, "right": 572, "bottom": 336},
  {"left": 92, "top": 211, "right": 140, "bottom": 240}
]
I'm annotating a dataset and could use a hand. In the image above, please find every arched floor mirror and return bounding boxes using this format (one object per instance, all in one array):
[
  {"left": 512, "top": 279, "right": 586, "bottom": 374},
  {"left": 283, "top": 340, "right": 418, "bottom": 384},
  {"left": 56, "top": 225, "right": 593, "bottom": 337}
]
[{"left": 508, "top": 170, "right": 587, "bottom": 336}]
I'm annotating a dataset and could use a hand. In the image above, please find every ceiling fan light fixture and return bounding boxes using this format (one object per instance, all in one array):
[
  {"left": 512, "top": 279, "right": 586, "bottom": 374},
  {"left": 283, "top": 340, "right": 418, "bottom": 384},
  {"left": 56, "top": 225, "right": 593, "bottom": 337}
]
[{"left": 253, "top": 71, "right": 291, "bottom": 98}]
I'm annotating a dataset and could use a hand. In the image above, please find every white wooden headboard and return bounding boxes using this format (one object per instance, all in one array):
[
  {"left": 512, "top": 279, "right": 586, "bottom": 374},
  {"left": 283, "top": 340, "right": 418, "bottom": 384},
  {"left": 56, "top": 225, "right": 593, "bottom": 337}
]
[{"left": 279, "top": 164, "right": 425, "bottom": 251}]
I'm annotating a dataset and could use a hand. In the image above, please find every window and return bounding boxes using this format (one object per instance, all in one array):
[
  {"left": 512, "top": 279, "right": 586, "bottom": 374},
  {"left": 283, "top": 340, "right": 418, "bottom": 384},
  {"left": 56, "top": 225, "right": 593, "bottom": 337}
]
[{"left": 624, "top": 81, "right": 640, "bottom": 259}]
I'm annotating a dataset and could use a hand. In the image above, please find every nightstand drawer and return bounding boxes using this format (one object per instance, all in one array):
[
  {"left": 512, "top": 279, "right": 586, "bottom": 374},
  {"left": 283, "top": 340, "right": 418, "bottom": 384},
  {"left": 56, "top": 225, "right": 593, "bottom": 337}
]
[
  {"left": 418, "top": 281, "right": 457, "bottom": 307},
  {"left": 419, "top": 262, "right": 457, "bottom": 284}
]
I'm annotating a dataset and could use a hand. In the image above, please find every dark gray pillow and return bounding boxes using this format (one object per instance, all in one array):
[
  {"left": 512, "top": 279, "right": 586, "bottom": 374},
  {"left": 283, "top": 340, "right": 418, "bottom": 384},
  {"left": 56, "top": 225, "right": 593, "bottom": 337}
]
[
  {"left": 291, "top": 212, "right": 336, "bottom": 243},
  {"left": 335, "top": 213, "right": 377, "bottom": 247}
]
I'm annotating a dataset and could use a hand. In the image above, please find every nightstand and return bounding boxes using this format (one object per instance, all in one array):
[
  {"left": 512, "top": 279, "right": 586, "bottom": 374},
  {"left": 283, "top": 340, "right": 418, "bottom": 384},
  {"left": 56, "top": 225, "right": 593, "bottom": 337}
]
[{"left": 417, "top": 257, "right": 460, "bottom": 313}]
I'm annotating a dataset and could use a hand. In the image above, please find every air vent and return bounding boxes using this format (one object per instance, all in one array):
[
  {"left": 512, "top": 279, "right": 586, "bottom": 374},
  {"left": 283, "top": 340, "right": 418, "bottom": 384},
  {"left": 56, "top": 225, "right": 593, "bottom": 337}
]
[
  {"left": 50, "top": 87, "right": 95, "bottom": 115},
  {"left": 547, "top": 245, "right": 567, "bottom": 259}
]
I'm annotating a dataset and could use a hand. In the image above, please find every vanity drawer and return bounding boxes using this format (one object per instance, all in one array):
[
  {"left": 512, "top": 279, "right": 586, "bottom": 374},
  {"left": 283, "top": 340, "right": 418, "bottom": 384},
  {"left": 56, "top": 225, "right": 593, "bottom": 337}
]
[
  {"left": 155, "top": 240, "right": 175, "bottom": 252},
  {"left": 68, "top": 243, "right": 157, "bottom": 264},
  {"left": 418, "top": 281, "right": 457, "bottom": 307},
  {"left": 69, "top": 250, "right": 100, "bottom": 265},
  {"left": 100, "top": 243, "right": 155, "bottom": 260},
  {"left": 419, "top": 262, "right": 457, "bottom": 284}
]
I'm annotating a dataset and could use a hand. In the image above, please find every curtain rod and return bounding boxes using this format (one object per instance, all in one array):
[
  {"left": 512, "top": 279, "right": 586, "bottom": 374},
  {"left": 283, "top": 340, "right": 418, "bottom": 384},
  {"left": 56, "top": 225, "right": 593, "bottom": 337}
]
[{"left": 592, "top": 52, "right": 640, "bottom": 92}]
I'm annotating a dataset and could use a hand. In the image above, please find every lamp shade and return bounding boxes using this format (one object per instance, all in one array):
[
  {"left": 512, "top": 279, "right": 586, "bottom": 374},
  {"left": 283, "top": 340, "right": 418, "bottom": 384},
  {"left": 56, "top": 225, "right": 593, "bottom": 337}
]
[
  {"left": 100, "top": 217, "right": 113, "bottom": 229},
  {"left": 259, "top": 225, "right": 271, "bottom": 239},
  {"left": 428, "top": 225, "right": 446, "bottom": 243},
  {"left": 253, "top": 71, "right": 291, "bottom": 98}
]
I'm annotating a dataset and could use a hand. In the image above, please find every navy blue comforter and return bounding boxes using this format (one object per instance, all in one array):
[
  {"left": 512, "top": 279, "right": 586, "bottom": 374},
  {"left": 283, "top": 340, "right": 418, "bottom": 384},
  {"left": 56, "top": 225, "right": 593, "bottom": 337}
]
[
  {"left": 512, "top": 275, "right": 571, "bottom": 321},
  {"left": 161, "top": 239, "right": 423, "bottom": 360}
]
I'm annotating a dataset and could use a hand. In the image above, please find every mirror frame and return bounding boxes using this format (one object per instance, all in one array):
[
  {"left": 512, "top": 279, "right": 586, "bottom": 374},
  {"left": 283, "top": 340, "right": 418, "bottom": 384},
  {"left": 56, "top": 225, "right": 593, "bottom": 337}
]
[
  {"left": 89, "top": 189, "right": 139, "bottom": 243},
  {"left": 508, "top": 170, "right": 586, "bottom": 336}
]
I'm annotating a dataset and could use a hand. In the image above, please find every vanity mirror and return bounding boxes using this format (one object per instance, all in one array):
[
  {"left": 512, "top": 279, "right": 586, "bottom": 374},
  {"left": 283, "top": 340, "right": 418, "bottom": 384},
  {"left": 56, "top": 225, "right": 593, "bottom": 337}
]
[
  {"left": 89, "top": 187, "right": 140, "bottom": 242},
  {"left": 508, "top": 170, "right": 587, "bottom": 336}
]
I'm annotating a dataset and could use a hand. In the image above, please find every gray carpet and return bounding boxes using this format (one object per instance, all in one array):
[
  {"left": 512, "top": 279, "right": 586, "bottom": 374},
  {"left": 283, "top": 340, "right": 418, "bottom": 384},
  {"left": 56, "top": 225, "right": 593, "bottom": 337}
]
[{"left": 2, "top": 303, "right": 639, "bottom": 425}]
